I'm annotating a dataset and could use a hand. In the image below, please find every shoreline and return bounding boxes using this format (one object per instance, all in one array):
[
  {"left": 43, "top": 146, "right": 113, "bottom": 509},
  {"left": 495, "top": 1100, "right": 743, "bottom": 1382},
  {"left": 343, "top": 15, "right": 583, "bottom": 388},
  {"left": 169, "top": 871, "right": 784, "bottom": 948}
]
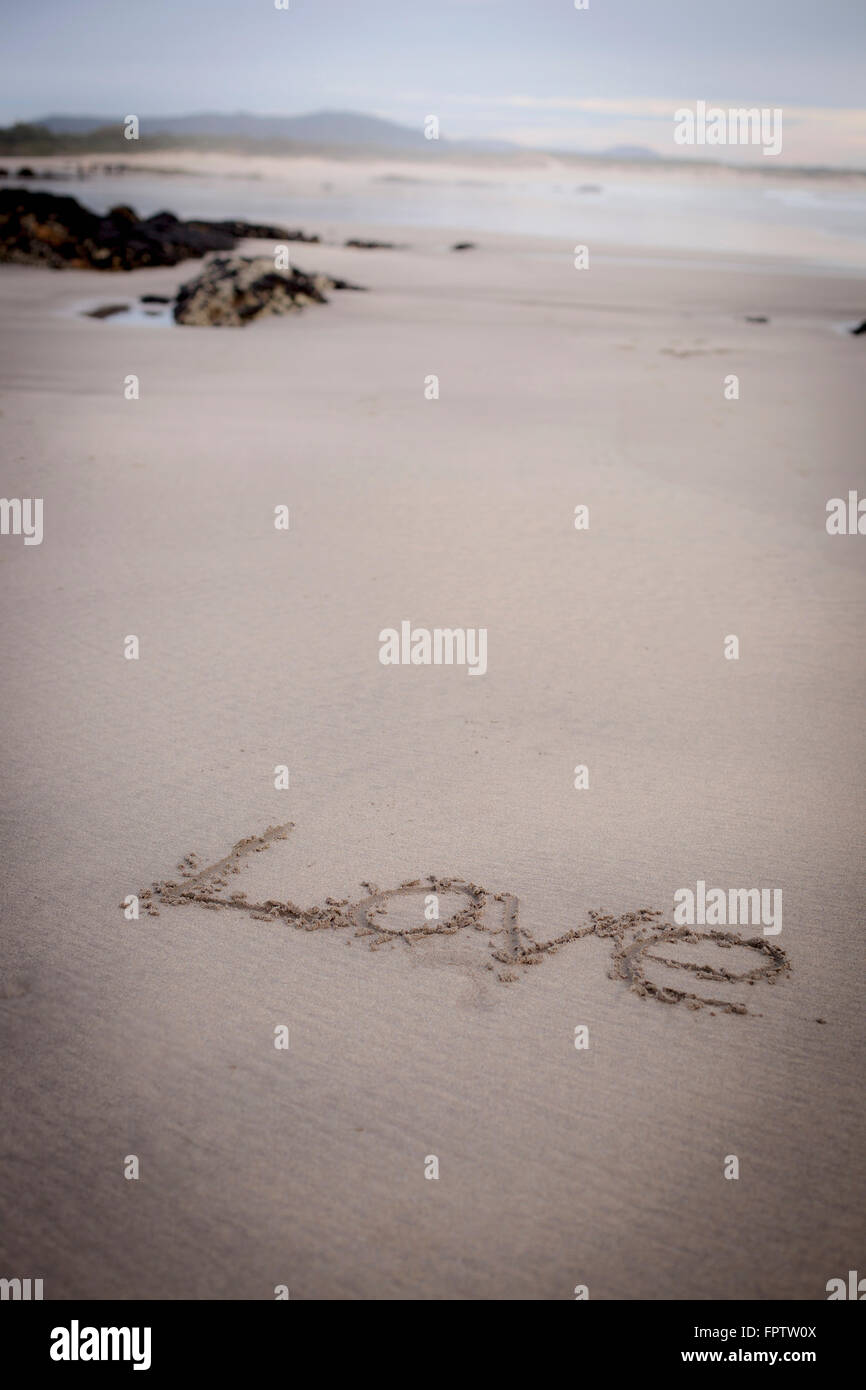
[{"left": 4, "top": 149, "right": 866, "bottom": 274}]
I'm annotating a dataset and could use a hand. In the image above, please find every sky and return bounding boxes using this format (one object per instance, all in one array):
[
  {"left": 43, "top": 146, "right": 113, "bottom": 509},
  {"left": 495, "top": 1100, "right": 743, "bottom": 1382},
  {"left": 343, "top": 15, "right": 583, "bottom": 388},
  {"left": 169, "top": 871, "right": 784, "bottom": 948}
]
[{"left": 2, "top": 0, "right": 865, "bottom": 166}]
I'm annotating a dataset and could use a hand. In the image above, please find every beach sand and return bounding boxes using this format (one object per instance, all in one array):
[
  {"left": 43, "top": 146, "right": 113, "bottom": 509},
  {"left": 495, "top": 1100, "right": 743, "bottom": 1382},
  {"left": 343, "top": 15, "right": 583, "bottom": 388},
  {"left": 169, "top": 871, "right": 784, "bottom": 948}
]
[{"left": 0, "top": 218, "right": 864, "bottom": 1298}]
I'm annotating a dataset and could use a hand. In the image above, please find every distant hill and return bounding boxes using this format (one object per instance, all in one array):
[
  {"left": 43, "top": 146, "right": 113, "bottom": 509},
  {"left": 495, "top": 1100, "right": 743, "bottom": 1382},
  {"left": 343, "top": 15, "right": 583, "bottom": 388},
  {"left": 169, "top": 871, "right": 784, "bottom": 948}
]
[
  {"left": 601, "top": 144, "right": 661, "bottom": 161},
  {"left": 36, "top": 110, "right": 452, "bottom": 150},
  {"left": 29, "top": 115, "right": 660, "bottom": 160},
  {"left": 10, "top": 114, "right": 846, "bottom": 171}
]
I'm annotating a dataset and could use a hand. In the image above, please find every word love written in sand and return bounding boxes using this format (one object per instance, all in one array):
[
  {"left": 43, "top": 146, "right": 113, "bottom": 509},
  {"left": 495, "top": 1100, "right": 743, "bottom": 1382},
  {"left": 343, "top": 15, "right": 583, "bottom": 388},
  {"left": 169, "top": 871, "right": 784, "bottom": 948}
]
[{"left": 128, "top": 824, "right": 790, "bottom": 1015}]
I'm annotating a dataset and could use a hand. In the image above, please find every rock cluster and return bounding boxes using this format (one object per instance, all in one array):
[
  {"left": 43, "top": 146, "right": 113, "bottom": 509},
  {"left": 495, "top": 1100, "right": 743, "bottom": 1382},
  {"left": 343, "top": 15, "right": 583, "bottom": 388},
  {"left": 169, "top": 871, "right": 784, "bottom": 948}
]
[
  {"left": 0, "top": 188, "right": 311, "bottom": 270},
  {"left": 172, "top": 255, "right": 365, "bottom": 326}
]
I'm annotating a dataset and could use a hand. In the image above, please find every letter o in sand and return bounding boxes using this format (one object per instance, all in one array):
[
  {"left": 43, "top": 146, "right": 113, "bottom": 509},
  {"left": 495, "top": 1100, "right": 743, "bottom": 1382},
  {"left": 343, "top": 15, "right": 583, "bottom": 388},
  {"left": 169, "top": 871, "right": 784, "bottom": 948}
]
[{"left": 349, "top": 883, "right": 482, "bottom": 944}]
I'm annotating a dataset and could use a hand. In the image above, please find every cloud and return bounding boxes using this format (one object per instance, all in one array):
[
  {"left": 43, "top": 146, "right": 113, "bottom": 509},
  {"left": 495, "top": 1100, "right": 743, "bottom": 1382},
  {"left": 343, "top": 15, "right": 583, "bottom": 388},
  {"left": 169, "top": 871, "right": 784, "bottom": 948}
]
[
  {"left": 416, "top": 92, "right": 866, "bottom": 165},
  {"left": 445, "top": 92, "right": 866, "bottom": 122}
]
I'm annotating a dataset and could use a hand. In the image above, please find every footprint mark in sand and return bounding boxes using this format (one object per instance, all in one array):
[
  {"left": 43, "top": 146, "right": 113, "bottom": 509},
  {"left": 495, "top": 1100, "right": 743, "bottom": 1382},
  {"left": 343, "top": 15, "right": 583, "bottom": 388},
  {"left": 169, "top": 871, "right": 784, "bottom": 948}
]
[{"left": 129, "top": 823, "right": 790, "bottom": 1016}]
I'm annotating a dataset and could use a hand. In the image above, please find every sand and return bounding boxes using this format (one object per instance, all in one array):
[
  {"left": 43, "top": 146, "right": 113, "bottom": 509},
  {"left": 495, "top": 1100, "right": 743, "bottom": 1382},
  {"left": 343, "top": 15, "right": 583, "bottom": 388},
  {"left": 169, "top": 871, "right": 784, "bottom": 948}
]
[{"left": 0, "top": 210, "right": 864, "bottom": 1299}]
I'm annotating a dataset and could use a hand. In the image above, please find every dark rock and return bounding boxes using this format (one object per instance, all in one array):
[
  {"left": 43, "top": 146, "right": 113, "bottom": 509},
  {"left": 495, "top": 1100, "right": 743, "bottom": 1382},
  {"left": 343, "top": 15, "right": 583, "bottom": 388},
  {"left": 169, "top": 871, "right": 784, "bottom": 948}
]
[
  {"left": 344, "top": 238, "right": 396, "bottom": 249},
  {"left": 188, "top": 219, "right": 318, "bottom": 243},
  {"left": 0, "top": 168, "right": 8, "bottom": 178},
  {"left": 745, "top": 315, "right": 769, "bottom": 323},
  {"left": 0, "top": 189, "right": 301, "bottom": 270},
  {"left": 451, "top": 241, "right": 476, "bottom": 251},
  {"left": 172, "top": 254, "right": 366, "bottom": 327},
  {"left": 85, "top": 303, "right": 130, "bottom": 319},
  {"left": 139, "top": 293, "right": 171, "bottom": 304},
  {"left": 327, "top": 276, "right": 367, "bottom": 292},
  {"left": 16, "top": 166, "right": 35, "bottom": 178},
  {"left": 850, "top": 319, "right": 866, "bottom": 336}
]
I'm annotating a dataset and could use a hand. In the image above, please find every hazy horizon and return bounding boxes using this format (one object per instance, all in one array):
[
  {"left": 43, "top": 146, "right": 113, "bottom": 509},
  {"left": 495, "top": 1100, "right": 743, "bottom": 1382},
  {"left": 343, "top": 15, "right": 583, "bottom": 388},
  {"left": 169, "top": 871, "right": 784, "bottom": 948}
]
[{"left": 2, "top": 0, "right": 865, "bottom": 169}]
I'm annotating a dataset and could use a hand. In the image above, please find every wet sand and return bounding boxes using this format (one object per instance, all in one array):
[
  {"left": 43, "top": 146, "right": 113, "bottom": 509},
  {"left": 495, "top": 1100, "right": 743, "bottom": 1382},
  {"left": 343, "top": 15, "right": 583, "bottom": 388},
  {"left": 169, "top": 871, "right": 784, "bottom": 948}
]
[{"left": 0, "top": 224, "right": 864, "bottom": 1298}]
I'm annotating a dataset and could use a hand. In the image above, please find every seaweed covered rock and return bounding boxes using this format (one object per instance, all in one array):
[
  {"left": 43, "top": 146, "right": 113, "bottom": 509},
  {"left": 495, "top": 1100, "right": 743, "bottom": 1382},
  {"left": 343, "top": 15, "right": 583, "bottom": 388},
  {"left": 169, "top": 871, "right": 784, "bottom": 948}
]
[
  {"left": 0, "top": 188, "right": 307, "bottom": 270},
  {"left": 172, "top": 255, "right": 365, "bottom": 326}
]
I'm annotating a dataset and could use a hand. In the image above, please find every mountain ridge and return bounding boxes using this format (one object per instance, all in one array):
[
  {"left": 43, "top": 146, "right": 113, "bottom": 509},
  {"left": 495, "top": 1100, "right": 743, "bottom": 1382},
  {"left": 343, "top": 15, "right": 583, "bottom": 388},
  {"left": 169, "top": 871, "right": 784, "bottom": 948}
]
[{"left": 33, "top": 109, "right": 659, "bottom": 159}]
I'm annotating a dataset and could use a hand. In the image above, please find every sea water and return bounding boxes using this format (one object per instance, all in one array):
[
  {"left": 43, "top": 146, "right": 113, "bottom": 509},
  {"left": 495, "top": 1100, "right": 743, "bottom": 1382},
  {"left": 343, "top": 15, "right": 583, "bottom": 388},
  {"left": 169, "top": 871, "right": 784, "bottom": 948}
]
[{"left": 7, "top": 162, "right": 866, "bottom": 273}]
